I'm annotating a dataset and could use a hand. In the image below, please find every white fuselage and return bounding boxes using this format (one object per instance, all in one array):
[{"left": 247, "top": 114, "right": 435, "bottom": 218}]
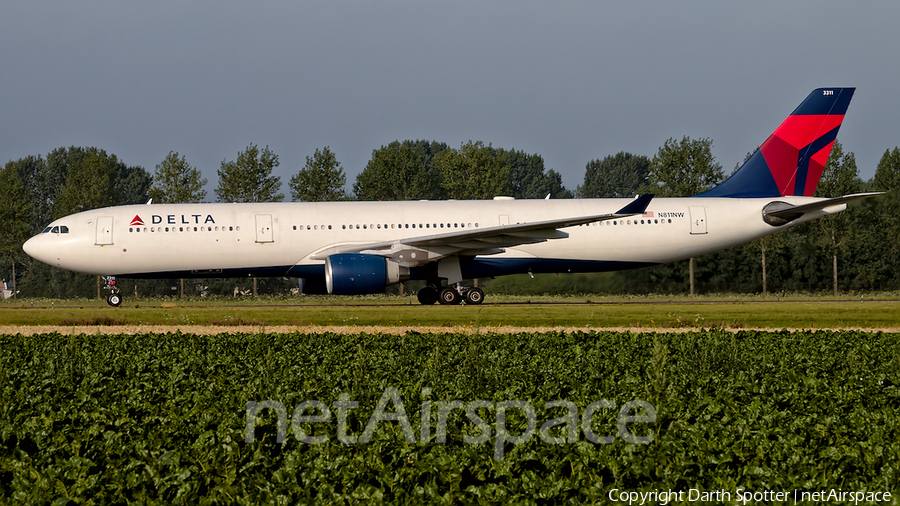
[{"left": 23, "top": 196, "right": 838, "bottom": 280}]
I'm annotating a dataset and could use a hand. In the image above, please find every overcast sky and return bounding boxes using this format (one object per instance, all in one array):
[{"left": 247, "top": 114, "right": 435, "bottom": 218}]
[{"left": 3, "top": 1, "right": 898, "bottom": 198}]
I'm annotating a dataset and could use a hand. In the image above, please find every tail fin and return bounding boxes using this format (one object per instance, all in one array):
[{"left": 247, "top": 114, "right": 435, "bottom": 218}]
[{"left": 698, "top": 88, "right": 855, "bottom": 198}]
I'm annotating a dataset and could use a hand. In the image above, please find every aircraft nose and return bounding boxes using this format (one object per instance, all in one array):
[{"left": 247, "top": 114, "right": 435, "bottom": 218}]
[{"left": 22, "top": 235, "right": 46, "bottom": 262}]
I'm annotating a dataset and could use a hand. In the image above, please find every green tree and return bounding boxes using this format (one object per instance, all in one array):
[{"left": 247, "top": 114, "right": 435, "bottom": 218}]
[
  {"left": 50, "top": 146, "right": 147, "bottom": 216},
  {"left": 576, "top": 152, "right": 650, "bottom": 198},
  {"left": 499, "top": 149, "right": 572, "bottom": 199},
  {"left": 435, "top": 141, "right": 511, "bottom": 200},
  {"left": 150, "top": 151, "right": 208, "bottom": 203},
  {"left": 873, "top": 147, "right": 900, "bottom": 192},
  {"left": 290, "top": 146, "right": 348, "bottom": 202},
  {"left": 0, "top": 162, "right": 32, "bottom": 292},
  {"left": 867, "top": 148, "right": 900, "bottom": 287},
  {"left": 815, "top": 141, "right": 862, "bottom": 295},
  {"left": 16, "top": 147, "right": 150, "bottom": 298},
  {"left": 353, "top": 140, "right": 447, "bottom": 201},
  {"left": 4, "top": 155, "right": 50, "bottom": 234},
  {"left": 641, "top": 137, "right": 723, "bottom": 294},
  {"left": 643, "top": 137, "right": 724, "bottom": 197},
  {"left": 114, "top": 165, "right": 153, "bottom": 205},
  {"left": 216, "top": 144, "right": 284, "bottom": 203}
]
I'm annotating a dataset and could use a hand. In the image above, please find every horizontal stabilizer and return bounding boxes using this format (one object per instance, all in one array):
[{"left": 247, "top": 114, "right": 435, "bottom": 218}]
[{"left": 763, "top": 192, "right": 882, "bottom": 225}]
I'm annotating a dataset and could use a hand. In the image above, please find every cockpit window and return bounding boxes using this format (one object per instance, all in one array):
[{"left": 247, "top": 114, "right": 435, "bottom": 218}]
[
  {"left": 42, "top": 227, "right": 52, "bottom": 233},
  {"left": 51, "top": 226, "right": 59, "bottom": 234},
  {"left": 60, "top": 226, "right": 69, "bottom": 233}
]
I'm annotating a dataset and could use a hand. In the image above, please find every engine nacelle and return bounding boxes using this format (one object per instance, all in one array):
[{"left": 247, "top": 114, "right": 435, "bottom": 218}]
[{"left": 325, "top": 254, "right": 404, "bottom": 295}]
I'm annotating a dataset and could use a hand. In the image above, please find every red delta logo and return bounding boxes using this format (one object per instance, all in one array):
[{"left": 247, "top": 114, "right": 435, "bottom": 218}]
[{"left": 131, "top": 215, "right": 144, "bottom": 226}]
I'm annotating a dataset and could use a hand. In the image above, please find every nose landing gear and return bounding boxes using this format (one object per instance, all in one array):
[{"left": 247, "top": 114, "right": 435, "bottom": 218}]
[{"left": 103, "top": 276, "right": 122, "bottom": 307}]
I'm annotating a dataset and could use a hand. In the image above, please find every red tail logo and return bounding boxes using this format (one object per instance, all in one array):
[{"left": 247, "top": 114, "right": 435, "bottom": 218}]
[{"left": 698, "top": 88, "right": 854, "bottom": 198}]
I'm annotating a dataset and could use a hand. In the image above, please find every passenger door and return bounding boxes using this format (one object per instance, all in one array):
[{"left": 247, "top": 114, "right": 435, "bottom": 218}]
[
  {"left": 255, "top": 215, "right": 274, "bottom": 243},
  {"left": 96, "top": 216, "right": 114, "bottom": 245},
  {"left": 689, "top": 206, "right": 707, "bottom": 235}
]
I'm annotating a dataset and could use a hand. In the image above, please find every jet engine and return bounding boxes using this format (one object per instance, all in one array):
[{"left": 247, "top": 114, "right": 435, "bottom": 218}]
[{"left": 325, "top": 254, "right": 405, "bottom": 295}]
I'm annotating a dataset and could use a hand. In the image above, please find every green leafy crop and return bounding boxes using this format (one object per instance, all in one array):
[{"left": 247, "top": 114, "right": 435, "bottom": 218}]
[{"left": 1, "top": 330, "right": 898, "bottom": 503}]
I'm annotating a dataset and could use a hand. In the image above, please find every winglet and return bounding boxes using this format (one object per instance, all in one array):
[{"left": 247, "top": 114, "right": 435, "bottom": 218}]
[{"left": 614, "top": 194, "right": 653, "bottom": 216}]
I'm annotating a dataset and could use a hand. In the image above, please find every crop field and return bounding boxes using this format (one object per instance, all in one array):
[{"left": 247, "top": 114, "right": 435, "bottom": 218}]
[
  {"left": 2, "top": 329, "right": 899, "bottom": 504},
  {"left": 1, "top": 296, "right": 899, "bottom": 503}
]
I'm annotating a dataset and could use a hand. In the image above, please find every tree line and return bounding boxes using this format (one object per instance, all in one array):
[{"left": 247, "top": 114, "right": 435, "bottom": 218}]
[{"left": 2, "top": 138, "right": 899, "bottom": 298}]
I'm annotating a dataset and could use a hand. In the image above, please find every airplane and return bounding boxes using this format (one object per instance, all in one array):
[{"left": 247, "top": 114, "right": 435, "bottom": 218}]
[{"left": 23, "top": 87, "right": 879, "bottom": 307}]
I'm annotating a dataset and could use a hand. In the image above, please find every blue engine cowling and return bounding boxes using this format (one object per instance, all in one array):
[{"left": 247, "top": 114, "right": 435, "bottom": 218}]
[{"left": 325, "top": 254, "right": 402, "bottom": 295}]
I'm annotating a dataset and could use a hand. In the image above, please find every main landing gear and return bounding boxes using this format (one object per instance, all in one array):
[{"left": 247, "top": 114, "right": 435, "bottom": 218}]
[
  {"left": 416, "top": 283, "right": 485, "bottom": 305},
  {"left": 103, "top": 276, "right": 122, "bottom": 307}
]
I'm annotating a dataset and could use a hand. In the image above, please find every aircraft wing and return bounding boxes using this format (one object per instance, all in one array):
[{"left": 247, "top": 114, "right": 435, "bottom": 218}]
[
  {"left": 763, "top": 192, "right": 883, "bottom": 224},
  {"left": 310, "top": 194, "right": 653, "bottom": 265}
]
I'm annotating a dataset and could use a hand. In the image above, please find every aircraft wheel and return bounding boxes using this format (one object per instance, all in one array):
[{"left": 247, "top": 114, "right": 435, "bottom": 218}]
[
  {"left": 438, "top": 287, "right": 462, "bottom": 305},
  {"left": 417, "top": 286, "right": 438, "bottom": 305},
  {"left": 107, "top": 293, "right": 122, "bottom": 307},
  {"left": 464, "top": 287, "right": 484, "bottom": 305}
]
